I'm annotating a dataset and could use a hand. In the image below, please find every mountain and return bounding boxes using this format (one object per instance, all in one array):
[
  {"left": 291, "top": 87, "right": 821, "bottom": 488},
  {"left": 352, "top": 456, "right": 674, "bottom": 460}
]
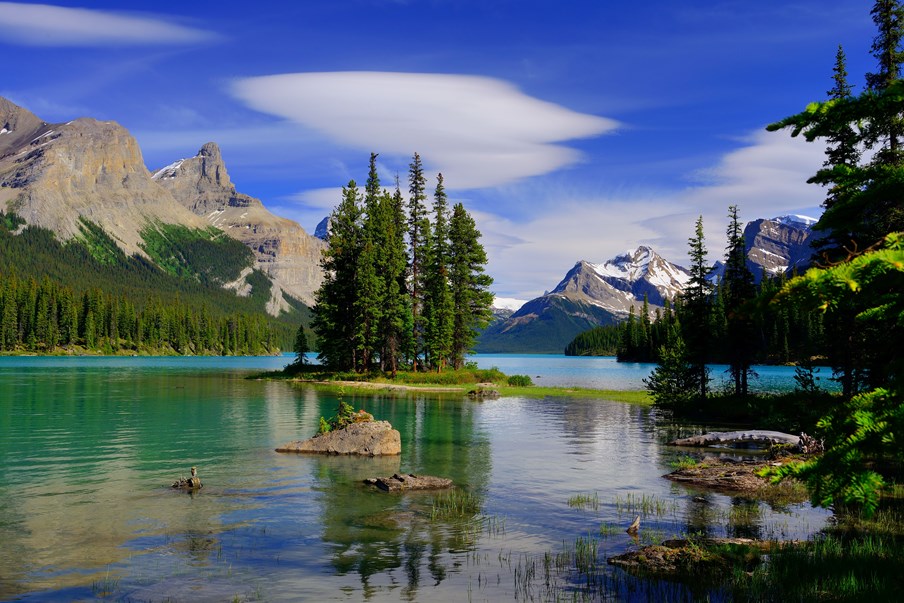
[
  {"left": 745, "top": 214, "right": 815, "bottom": 279},
  {"left": 0, "top": 96, "right": 323, "bottom": 319},
  {"left": 476, "top": 247, "right": 690, "bottom": 353},
  {"left": 478, "top": 215, "right": 815, "bottom": 354},
  {"left": 152, "top": 142, "right": 325, "bottom": 311},
  {"left": 0, "top": 97, "right": 211, "bottom": 254}
]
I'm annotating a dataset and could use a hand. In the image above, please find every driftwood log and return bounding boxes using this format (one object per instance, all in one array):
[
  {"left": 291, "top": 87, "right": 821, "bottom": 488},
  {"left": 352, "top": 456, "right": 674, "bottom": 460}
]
[{"left": 669, "top": 430, "right": 799, "bottom": 449}]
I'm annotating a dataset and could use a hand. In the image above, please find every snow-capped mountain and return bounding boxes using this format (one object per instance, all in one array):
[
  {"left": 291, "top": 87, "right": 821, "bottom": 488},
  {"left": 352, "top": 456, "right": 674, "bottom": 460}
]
[
  {"left": 476, "top": 217, "right": 816, "bottom": 353},
  {"left": 476, "top": 247, "right": 689, "bottom": 353}
]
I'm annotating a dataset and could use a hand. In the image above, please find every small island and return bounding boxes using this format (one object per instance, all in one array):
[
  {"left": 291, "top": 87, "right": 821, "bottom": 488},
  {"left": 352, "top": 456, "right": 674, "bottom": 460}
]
[{"left": 276, "top": 400, "right": 401, "bottom": 456}]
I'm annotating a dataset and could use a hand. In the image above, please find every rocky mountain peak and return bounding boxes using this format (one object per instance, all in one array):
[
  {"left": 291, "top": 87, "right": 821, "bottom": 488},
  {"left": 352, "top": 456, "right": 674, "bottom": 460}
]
[
  {"left": 744, "top": 215, "right": 814, "bottom": 279},
  {"left": 154, "top": 143, "right": 325, "bottom": 307},
  {"left": 152, "top": 141, "right": 252, "bottom": 213},
  {"left": 0, "top": 97, "right": 50, "bottom": 156},
  {"left": 0, "top": 96, "right": 210, "bottom": 253}
]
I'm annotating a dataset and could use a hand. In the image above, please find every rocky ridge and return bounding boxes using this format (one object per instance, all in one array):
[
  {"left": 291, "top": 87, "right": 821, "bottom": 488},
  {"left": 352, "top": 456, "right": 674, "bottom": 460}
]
[
  {"left": 0, "top": 97, "right": 211, "bottom": 254},
  {"left": 153, "top": 142, "right": 325, "bottom": 308}
]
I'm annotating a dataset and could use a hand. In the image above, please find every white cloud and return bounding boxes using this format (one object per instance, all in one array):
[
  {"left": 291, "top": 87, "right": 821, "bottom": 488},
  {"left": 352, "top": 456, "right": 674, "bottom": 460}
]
[
  {"left": 0, "top": 3, "right": 218, "bottom": 46},
  {"left": 230, "top": 72, "right": 617, "bottom": 188}
]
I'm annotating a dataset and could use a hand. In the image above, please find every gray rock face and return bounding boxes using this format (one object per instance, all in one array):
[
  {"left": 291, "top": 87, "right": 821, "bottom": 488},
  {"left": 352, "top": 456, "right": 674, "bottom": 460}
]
[
  {"left": 364, "top": 473, "right": 453, "bottom": 492},
  {"left": 314, "top": 216, "right": 330, "bottom": 240},
  {"left": 275, "top": 421, "right": 401, "bottom": 456},
  {"left": 153, "top": 142, "right": 325, "bottom": 308},
  {"left": 0, "top": 96, "right": 211, "bottom": 255},
  {"left": 744, "top": 216, "right": 813, "bottom": 280}
]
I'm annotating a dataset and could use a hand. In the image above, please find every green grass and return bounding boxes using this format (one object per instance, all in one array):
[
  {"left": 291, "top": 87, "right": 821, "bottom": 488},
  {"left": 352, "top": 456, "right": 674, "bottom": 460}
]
[
  {"left": 669, "top": 455, "right": 700, "bottom": 470},
  {"left": 259, "top": 365, "right": 652, "bottom": 403},
  {"left": 567, "top": 492, "right": 600, "bottom": 511}
]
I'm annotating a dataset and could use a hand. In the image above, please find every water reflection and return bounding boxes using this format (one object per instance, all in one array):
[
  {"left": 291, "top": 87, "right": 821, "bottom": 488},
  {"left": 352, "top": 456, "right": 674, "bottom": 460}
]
[
  {"left": 0, "top": 362, "right": 831, "bottom": 602},
  {"left": 304, "top": 393, "right": 492, "bottom": 599}
]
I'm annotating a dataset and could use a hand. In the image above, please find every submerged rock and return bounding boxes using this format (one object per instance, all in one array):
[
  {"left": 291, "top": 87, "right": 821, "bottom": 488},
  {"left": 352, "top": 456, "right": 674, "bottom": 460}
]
[
  {"left": 608, "top": 538, "right": 774, "bottom": 579},
  {"left": 363, "top": 473, "right": 453, "bottom": 492},
  {"left": 276, "top": 420, "right": 401, "bottom": 456}
]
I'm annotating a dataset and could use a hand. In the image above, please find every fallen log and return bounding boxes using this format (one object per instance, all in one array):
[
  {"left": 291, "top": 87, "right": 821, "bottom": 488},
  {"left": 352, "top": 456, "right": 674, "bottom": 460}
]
[{"left": 669, "top": 430, "right": 799, "bottom": 449}]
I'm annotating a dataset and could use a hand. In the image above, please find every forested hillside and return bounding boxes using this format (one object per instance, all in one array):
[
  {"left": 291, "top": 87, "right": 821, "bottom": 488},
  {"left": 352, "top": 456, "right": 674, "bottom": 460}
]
[{"left": 0, "top": 212, "right": 306, "bottom": 354}]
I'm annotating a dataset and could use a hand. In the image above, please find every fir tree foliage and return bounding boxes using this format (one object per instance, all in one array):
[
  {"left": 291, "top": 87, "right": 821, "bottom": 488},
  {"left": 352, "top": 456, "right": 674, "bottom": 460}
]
[
  {"left": 723, "top": 205, "right": 757, "bottom": 396},
  {"left": 423, "top": 173, "right": 454, "bottom": 370},
  {"left": 768, "top": 233, "right": 904, "bottom": 515},
  {"left": 311, "top": 155, "right": 492, "bottom": 374},
  {"left": 448, "top": 202, "right": 494, "bottom": 369},
  {"left": 682, "top": 216, "right": 713, "bottom": 400}
]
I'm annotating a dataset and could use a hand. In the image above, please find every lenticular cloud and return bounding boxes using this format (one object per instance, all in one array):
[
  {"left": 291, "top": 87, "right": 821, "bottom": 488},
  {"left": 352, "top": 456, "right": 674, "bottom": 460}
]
[
  {"left": 230, "top": 72, "right": 618, "bottom": 188},
  {"left": 0, "top": 2, "right": 217, "bottom": 46}
]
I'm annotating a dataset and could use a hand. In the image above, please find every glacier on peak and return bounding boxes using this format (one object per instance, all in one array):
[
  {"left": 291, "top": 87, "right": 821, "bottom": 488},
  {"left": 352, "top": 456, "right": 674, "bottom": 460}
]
[{"left": 773, "top": 214, "right": 817, "bottom": 228}]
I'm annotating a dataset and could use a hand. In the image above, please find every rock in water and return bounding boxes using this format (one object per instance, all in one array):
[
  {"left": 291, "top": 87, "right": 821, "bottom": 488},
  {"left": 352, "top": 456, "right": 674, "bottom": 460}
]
[
  {"left": 363, "top": 473, "right": 453, "bottom": 492},
  {"left": 276, "top": 421, "right": 401, "bottom": 456},
  {"left": 171, "top": 466, "right": 202, "bottom": 490}
]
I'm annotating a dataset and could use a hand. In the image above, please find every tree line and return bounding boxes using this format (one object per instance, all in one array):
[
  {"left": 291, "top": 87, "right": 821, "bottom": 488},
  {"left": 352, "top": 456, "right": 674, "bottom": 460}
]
[
  {"left": 0, "top": 211, "right": 300, "bottom": 353},
  {"left": 565, "top": 256, "right": 825, "bottom": 368},
  {"left": 0, "top": 272, "right": 279, "bottom": 355},
  {"left": 311, "top": 153, "right": 494, "bottom": 373}
]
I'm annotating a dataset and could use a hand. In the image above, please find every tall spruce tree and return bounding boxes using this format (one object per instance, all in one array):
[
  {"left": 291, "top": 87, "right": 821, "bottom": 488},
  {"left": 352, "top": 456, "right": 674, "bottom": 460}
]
[
  {"left": 355, "top": 153, "right": 387, "bottom": 371},
  {"left": 448, "top": 202, "right": 494, "bottom": 369},
  {"left": 866, "top": 0, "right": 904, "bottom": 166},
  {"left": 423, "top": 173, "right": 454, "bottom": 370},
  {"left": 810, "top": 45, "right": 863, "bottom": 261},
  {"left": 312, "top": 181, "right": 362, "bottom": 370},
  {"left": 723, "top": 205, "right": 756, "bottom": 397},
  {"left": 407, "top": 153, "right": 430, "bottom": 371},
  {"left": 681, "top": 216, "right": 712, "bottom": 400}
]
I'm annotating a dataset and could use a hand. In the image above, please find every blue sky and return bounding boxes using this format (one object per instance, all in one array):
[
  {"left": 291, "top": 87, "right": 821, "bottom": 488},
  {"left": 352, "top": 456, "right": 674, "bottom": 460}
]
[{"left": 0, "top": 1, "right": 876, "bottom": 301}]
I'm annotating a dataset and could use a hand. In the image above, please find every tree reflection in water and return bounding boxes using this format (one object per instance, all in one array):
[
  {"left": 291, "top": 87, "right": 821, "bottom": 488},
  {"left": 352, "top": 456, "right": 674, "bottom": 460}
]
[{"left": 309, "top": 393, "right": 492, "bottom": 598}]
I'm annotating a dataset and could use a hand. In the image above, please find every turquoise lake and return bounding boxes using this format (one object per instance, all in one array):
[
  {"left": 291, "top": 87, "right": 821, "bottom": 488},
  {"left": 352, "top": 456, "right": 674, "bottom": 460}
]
[{"left": 0, "top": 355, "right": 832, "bottom": 602}]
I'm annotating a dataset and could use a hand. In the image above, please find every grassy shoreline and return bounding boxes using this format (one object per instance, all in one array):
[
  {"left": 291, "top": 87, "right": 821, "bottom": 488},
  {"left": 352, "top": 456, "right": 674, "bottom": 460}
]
[{"left": 254, "top": 366, "right": 652, "bottom": 404}]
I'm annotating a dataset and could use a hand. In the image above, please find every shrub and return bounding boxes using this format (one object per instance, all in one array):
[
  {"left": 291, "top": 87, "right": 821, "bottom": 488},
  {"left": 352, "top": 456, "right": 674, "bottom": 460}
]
[{"left": 507, "top": 374, "right": 533, "bottom": 387}]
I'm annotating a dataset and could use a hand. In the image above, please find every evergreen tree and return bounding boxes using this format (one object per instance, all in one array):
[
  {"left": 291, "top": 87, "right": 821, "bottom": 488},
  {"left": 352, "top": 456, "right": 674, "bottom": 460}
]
[
  {"left": 681, "top": 216, "right": 712, "bottom": 400},
  {"left": 407, "top": 153, "right": 430, "bottom": 371},
  {"left": 447, "top": 203, "right": 494, "bottom": 369},
  {"left": 355, "top": 153, "right": 386, "bottom": 371},
  {"left": 292, "top": 324, "right": 309, "bottom": 366},
  {"left": 423, "top": 173, "right": 454, "bottom": 370},
  {"left": 380, "top": 180, "right": 413, "bottom": 375},
  {"left": 723, "top": 205, "right": 757, "bottom": 396},
  {"left": 866, "top": 0, "right": 904, "bottom": 166},
  {"left": 312, "top": 181, "right": 363, "bottom": 370},
  {"left": 810, "top": 45, "right": 862, "bottom": 261}
]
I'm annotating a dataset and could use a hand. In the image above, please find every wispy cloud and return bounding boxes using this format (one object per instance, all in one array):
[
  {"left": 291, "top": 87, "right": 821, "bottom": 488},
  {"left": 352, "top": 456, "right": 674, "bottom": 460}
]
[
  {"left": 230, "top": 72, "right": 617, "bottom": 188},
  {"left": 0, "top": 3, "right": 219, "bottom": 46}
]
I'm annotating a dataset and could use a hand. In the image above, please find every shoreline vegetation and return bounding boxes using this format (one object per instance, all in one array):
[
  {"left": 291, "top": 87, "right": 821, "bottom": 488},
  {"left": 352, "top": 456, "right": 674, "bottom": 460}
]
[{"left": 254, "top": 364, "right": 653, "bottom": 403}]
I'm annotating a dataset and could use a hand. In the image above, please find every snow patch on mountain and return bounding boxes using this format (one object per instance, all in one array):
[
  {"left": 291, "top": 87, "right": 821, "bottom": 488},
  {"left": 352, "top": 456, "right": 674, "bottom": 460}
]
[
  {"left": 493, "top": 296, "right": 527, "bottom": 311},
  {"left": 774, "top": 214, "right": 817, "bottom": 228},
  {"left": 152, "top": 158, "right": 185, "bottom": 180}
]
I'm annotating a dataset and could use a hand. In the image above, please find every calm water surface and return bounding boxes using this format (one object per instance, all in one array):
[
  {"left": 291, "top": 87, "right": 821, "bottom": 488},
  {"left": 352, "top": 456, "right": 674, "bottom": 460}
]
[{"left": 0, "top": 355, "right": 829, "bottom": 602}]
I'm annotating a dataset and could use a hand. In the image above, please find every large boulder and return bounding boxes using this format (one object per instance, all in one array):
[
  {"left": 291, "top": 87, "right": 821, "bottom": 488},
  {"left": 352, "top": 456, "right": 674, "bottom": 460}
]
[{"left": 276, "top": 421, "right": 401, "bottom": 456}]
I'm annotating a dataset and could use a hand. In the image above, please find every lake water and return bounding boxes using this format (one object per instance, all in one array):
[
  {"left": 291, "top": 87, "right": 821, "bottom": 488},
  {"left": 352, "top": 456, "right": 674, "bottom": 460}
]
[{"left": 0, "top": 355, "right": 830, "bottom": 602}]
